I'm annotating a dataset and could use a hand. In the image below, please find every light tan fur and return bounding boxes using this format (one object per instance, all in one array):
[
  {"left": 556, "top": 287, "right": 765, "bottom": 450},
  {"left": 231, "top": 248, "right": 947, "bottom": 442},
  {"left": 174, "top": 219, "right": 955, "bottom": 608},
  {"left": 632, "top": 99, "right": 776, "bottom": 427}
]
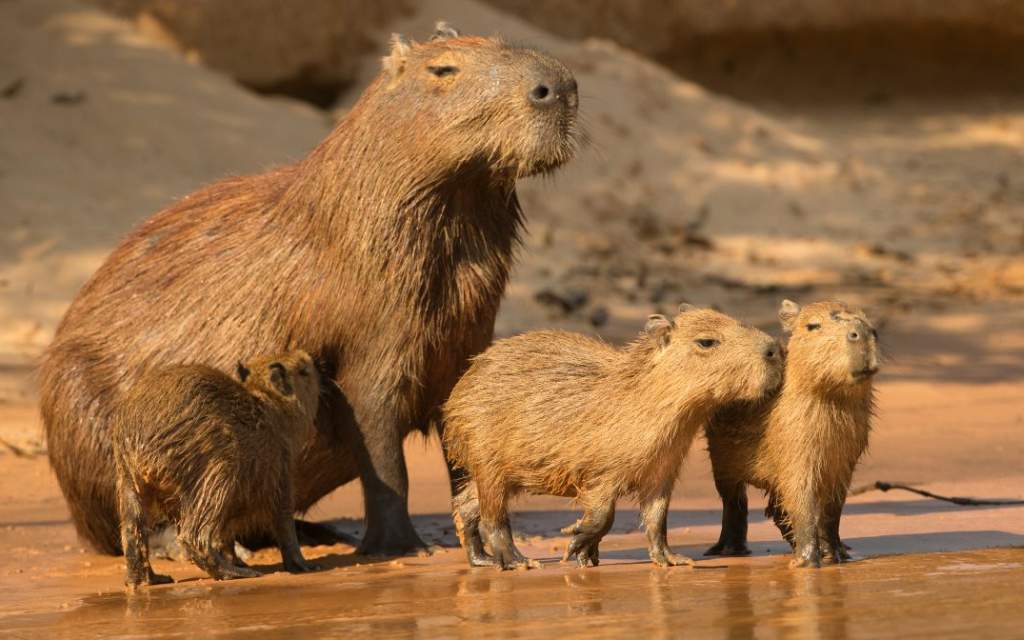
[
  {"left": 705, "top": 300, "right": 879, "bottom": 568},
  {"left": 444, "top": 306, "right": 783, "bottom": 569}
]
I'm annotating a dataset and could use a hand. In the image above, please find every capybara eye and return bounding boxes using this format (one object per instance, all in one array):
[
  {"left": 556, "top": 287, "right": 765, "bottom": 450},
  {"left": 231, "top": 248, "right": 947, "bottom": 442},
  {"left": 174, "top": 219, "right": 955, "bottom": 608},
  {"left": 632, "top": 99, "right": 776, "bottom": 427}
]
[
  {"left": 427, "top": 65, "right": 459, "bottom": 78},
  {"left": 695, "top": 338, "right": 719, "bottom": 349},
  {"left": 299, "top": 367, "right": 309, "bottom": 377},
  {"left": 806, "top": 323, "right": 821, "bottom": 331}
]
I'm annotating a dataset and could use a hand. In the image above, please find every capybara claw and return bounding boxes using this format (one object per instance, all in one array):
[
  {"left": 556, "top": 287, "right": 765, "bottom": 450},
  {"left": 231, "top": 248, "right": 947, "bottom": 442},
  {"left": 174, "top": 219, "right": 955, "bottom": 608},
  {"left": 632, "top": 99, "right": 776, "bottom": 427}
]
[
  {"left": 219, "top": 566, "right": 262, "bottom": 580},
  {"left": 652, "top": 551, "right": 694, "bottom": 568},
  {"left": 789, "top": 555, "right": 822, "bottom": 569},
  {"left": 284, "top": 558, "right": 319, "bottom": 574}
]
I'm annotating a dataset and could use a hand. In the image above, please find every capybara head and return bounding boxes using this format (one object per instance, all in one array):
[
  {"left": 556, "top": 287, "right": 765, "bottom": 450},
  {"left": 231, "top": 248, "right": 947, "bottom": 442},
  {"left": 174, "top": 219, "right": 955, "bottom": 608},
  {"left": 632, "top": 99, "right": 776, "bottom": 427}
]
[
  {"left": 779, "top": 299, "right": 880, "bottom": 389},
  {"left": 374, "top": 22, "right": 580, "bottom": 177},
  {"left": 237, "top": 350, "right": 321, "bottom": 424},
  {"left": 644, "top": 305, "right": 783, "bottom": 403}
]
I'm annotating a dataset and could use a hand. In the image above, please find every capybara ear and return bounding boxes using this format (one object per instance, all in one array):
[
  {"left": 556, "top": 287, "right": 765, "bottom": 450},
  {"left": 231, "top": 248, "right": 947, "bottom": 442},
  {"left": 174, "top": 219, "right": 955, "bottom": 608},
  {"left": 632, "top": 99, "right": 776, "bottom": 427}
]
[
  {"left": 236, "top": 361, "right": 250, "bottom": 382},
  {"left": 778, "top": 299, "right": 802, "bottom": 333},
  {"left": 678, "top": 302, "right": 698, "bottom": 314},
  {"left": 430, "top": 21, "right": 461, "bottom": 40},
  {"left": 645, "top": 314, "right": 673, "bottom": 348},
  {"left": 268, "top": 362, "right": 294, "bottom": 396},
  {"left": 382, "top": 33, "right": 412, "bottom": 77}
]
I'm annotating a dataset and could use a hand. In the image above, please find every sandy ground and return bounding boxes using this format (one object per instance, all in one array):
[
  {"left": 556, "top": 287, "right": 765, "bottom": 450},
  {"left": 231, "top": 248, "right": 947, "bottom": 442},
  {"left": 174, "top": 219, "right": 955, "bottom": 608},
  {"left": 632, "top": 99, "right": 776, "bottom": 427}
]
[{"left": 2, "top": 0, "right": 1023, "bottom": 636}]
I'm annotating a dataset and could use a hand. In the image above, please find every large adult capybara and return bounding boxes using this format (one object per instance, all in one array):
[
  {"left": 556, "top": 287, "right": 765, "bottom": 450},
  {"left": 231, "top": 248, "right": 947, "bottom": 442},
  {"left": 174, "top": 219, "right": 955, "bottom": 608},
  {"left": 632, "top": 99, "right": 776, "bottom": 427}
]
[
  {"left": 443, "top": 306, "right": 784, "bottom": 570},
  {"left": 113, "top": 351, "right": 320, "bottom": 590},
  {"left": 704, "top": 300, "right": 879, "bottom": 568},
  {"left": 40, "top": 22, "right": 580, "bottom": 556}
]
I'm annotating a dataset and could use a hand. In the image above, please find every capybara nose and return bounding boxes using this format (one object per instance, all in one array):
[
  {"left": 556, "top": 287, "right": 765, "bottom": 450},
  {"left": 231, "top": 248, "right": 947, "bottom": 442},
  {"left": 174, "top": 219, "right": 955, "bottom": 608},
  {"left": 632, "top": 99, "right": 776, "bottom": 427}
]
[
  {"left": 528, "top": 76, "right": 577, "bottom": 109},
  {"left": 847, "top": 329, "right": 862, "bottom": 342},
  {"left": 528, "top": 82, "right": 556, "bottom": 106}
]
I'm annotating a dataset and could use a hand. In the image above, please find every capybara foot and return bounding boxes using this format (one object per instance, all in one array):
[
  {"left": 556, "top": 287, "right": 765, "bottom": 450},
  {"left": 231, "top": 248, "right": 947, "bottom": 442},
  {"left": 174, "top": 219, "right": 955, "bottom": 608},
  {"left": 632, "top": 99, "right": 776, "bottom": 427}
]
[
  {"left": 824, "top": 545, "right": 853, "bottom": 564},
  {"left": 357, "top": 520, "right": 428, "bottom": 557},
  {"left": 562, "top": 535, "right": 602, "bottom": 568},
  {"left": 704, "top": 541, "right": 752, "bottom": 557},
  {"left": 789, "top": 548, "right": 823, "bottom": 569},
  {"left": 651, "top": 549, "right": 694, "bottom": 568},
  {"left": 283, "top": 556, "right": 320, "bottom": 573},
  {"left": 216, "top": 565, "right": 262, "bottom": 580},
  {"left": 126, "top": 572, "right": 173, "bottom": 593},
  {"left": 493, "top": 548, "right": 541, "bottom": 571},
  {"left": 294, "top": 520, "right": 361, "bottom": 547}
]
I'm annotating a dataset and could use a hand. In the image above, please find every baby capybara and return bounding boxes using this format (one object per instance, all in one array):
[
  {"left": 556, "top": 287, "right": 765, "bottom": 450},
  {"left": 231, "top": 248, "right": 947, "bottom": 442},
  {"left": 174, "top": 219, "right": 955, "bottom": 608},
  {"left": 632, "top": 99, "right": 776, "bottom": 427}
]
[
  {"left": 704, "top": 300, "right": 879, "bottom": 568},
  {"left": 41, "top": 23, "right": 580, "bottom": 556},
  {"left": 444, "top": 306, "right": 783, "bottom": 570},
  {"left": 112, "top": 351, "right": 320, "bottom": 590}
]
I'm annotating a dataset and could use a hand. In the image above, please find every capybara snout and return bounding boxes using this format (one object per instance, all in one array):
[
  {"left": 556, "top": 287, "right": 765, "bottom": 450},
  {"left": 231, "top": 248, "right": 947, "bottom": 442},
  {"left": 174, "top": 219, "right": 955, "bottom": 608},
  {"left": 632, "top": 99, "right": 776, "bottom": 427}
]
[{"left": 648, "top": 305, "right": 784, "bottom": 404}]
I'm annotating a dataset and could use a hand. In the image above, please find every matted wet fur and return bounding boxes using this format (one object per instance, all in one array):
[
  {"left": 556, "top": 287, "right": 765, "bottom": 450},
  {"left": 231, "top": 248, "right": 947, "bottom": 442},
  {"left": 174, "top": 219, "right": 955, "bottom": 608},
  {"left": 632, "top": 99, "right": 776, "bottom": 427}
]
[
  {"left": 444, "top": 306, "right": 783, "bottom": 570},
  {"left": 704, "top": 299, "right": 879, "bottom": 568},
  {"left": 112, "top": 351, "right": 320, "bottom": 590},
  {"left": 40, "top": 22, "right": 580, "bottom": 556}
]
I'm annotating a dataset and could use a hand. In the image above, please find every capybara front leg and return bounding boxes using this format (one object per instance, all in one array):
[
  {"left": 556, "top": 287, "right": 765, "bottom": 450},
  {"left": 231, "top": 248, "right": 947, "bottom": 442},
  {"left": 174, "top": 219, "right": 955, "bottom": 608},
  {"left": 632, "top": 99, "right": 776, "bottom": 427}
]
[
  {"left": 117, "top": 477, "right": 172, "bottom": 591},
  {"left": 563, "top": 497, "right": 616, "bottom": 568},
  {"left": 350, "top": 410, "right": 426, "bottom": 556},
  {"left": 641, "top": 492, "right": 693, "bottom": 568},
  {"left": 705, "top": 479, "right": 751, "bottom": 557},
  {"left": 789, "top": 497, "right": 823, "bottom": 569},
  {"left": 275, "top": 473, "right": 319, "bottom": 573}
]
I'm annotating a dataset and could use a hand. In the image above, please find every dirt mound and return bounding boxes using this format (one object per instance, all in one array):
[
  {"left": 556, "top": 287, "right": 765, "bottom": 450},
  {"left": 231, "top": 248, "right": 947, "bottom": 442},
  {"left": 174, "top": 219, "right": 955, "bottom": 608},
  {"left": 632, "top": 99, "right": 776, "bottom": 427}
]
[
  {"left": 484, "top": 0, "right": 1024, "bottom": 105},
  {"left": 85, "top": 0, "right": 411, "bottom": 106},
  {"left": 0, "top": 0, "right": 329, "bottom": 378}
]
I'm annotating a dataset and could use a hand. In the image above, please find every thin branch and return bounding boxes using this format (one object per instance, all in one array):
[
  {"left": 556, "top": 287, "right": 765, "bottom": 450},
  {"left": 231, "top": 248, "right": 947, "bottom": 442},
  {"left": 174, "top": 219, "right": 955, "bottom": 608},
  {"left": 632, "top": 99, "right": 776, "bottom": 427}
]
[{"left": 850, "top": 481, "right": 1024, "bottom": 506}]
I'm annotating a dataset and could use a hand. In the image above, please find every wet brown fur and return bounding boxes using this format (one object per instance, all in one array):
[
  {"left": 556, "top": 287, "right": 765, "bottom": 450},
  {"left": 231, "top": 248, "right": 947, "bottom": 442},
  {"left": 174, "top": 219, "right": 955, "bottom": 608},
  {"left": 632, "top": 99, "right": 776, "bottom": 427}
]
[
  {"left": 113, "top": 351, "right": 320, "bottom": 589},
  {"left": 444, "top": 307, "right": 783, "bottom": 569},
  {"left": 704, "top": 300, "right": 879, "bottom": 568},
  {"left": 39, "top": 24, "right": 580, "bottom": 555}
]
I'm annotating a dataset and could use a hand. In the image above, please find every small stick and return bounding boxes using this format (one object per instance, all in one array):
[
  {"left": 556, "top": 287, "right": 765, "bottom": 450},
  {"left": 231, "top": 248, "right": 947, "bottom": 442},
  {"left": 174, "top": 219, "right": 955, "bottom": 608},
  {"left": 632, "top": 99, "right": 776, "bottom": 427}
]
[
  {"left": 850, "top": 481, "right": 1024, "bottom": 506},
  {"left": 0, "top": 437, "right": 27, "bottom": 457}
]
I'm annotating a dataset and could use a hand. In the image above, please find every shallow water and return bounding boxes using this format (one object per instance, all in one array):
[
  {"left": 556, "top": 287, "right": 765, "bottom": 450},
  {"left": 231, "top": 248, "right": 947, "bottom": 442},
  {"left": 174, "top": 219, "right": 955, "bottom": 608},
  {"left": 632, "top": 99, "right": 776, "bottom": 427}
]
[{"left": 3, "top": 548, "right": 1021, "bottom": 639}]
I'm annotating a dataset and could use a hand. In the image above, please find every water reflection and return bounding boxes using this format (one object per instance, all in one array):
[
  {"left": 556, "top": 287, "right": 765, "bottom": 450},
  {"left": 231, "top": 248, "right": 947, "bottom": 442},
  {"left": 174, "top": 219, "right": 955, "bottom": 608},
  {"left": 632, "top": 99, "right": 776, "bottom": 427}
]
[{"left": 15, "top": 549, "right": 1022, "bottom": 638}]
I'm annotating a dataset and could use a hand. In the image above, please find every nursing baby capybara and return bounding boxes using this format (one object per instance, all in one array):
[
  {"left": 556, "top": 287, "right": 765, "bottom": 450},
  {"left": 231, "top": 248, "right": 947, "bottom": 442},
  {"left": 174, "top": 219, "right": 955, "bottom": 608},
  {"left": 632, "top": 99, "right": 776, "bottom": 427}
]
[
  {"left": 40, "top": 23, "right": 580, "bottom": 556},
  {"left": 444, "top": 306, "right": 784, "bottom": 570},
  {"left": 113, "top": 351, "right": 320, "bottom": 590},
  {"left": 704, "top": 300, "right": 879, "bottom": 568}
]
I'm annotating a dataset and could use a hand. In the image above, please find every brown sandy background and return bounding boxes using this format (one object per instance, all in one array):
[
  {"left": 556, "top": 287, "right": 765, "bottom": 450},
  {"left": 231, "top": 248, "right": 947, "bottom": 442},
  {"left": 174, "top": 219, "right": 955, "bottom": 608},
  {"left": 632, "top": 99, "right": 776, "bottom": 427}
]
[{"left": 1, "top": 0, "right": 1022, "bottom": 636}]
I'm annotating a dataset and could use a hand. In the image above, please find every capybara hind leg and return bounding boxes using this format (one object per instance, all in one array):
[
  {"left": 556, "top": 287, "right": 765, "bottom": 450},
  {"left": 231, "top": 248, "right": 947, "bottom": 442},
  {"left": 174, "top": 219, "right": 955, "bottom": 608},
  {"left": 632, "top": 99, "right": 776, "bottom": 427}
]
[
  {"left": 822, "top": 498, "right": 852, "bottom": 563},
  {"left": 563, "top": 495, "right": 617, "bottom": 568},
  {"left": 705, "top": 479, "right": 751, "bottom": 557},
  {"left": 766, "top": 492, "right": 795, "bottom": 549},
  {"left": 641, "top": 492, "right": 693, "bottom": 568},
  {"left": 350, "top": 411, "right": 426, "bottom": 556},
  {"left": 117, "top": 478, "right": 172, "bottom": 590},
  {"left": 452, "top": 482, "right": 494, "bottom": 567},
  {"left": 216, "top": 537, "right": 248, "bottom": 569},
  {"left": 179, "top": 525, "right": 260, "bottom": 580}
]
